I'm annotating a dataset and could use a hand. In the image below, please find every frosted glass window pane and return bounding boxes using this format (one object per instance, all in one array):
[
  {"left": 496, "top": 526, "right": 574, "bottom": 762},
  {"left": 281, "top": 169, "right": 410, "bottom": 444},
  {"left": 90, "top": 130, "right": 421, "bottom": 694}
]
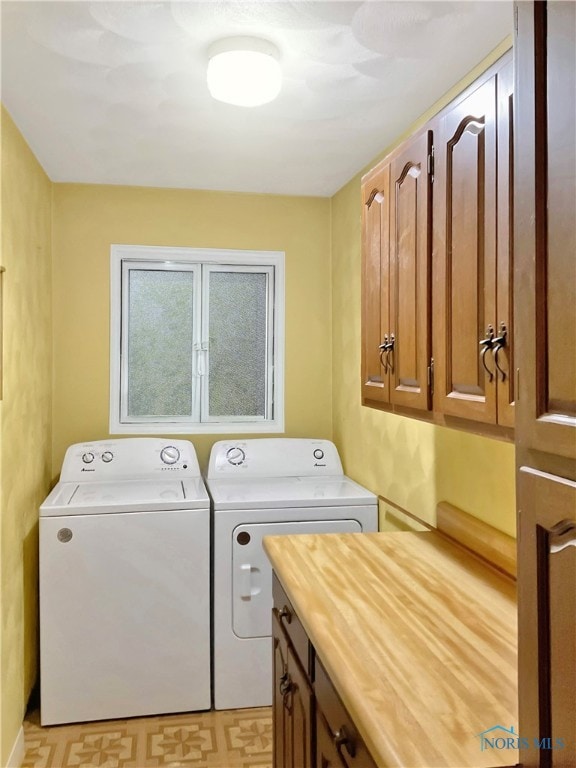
[
  {"left": 209, "top": 272, "right": 268, "bottom": 417},
  {"left": 127, "top": 270, "right": 195, "bottom": 417}
]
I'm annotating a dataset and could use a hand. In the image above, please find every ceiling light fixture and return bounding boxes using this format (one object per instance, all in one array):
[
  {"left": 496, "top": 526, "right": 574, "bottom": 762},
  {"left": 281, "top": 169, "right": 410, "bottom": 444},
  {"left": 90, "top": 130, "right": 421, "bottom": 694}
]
[{"left": 207, "top": 36, "right": 282, "bottom": 107}]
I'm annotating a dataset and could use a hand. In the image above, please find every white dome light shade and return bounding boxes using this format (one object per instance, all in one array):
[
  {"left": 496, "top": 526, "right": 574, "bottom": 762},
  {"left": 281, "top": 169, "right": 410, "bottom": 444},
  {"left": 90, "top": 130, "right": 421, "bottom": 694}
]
[{"left": 207, "top": 37, "right": 282, "bottom": 107}]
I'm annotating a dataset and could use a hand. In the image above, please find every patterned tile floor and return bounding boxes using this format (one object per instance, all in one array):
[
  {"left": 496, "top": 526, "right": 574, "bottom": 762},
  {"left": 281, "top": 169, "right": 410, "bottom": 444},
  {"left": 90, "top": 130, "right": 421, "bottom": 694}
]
[{"left": 22, "top": 708, "right": 273, "bottom": 768}]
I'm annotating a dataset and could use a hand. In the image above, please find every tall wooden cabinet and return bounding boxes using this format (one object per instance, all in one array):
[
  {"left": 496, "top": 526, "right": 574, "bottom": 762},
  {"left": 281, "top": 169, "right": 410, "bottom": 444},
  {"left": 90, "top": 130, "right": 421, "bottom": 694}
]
[{"left": 515, "top": 2, "right": 576, "bottom": 765}]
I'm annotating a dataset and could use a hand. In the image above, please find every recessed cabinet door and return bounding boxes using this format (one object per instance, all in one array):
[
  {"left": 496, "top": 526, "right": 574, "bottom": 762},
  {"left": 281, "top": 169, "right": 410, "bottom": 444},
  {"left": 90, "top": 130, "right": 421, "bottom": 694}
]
[
  {"left": 495, "top": 59, "right": 515, "bottom": 428},
  {"left": 433, "top": 75, "right": 498, "bottom": 423},
  {"left": 316, "top": 711, "right": 347, "bottom": 768},
  {"left": 389, "top": 130, "right": 432, "bottom": 411},
  {"left": 272, "top": 609, "right": 313, "bottom": 768},
  {"left": 285, "top": 644, "right": 313, "bottom": 768},
  {"left": 517, "top": 467, "right": 576, "bottom": 766},
  {"left": 361, "top": 163, "right": 390, "bottom": 404},
  {"left": 515, "top": 0, "right": 576, "bottom": 460},
  {"left": 273, "top": 611, "right": 289, "bottom": 768}
]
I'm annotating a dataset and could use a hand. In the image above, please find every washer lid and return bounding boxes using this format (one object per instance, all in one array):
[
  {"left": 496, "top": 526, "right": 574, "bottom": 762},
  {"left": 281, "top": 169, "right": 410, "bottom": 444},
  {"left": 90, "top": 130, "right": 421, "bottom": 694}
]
[
  {"left": 206, "top": 475, "right": 377, "bottom": 510},
  {"left": 40, "top": 478, "right": 209, "bottom": 516}
]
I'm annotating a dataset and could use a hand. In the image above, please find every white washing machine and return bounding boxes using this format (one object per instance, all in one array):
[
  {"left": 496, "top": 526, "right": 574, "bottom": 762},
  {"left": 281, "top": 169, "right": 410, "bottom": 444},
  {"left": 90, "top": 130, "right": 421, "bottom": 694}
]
[
  {"left": 206, "top": 438, "right": 378, "bottom": 710},
  {"left": 39, "top": 438, "right": 211, "bottom": 725}
]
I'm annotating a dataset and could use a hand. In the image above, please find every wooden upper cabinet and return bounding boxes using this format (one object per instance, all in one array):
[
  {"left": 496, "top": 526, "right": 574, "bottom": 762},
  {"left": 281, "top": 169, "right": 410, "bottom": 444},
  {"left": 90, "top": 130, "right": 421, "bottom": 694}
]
[
  {"left": 361, "top": 129, "right": 432, "bottom": 412},
  {"left": 361, "top": 162, "right": 390, "bottom": 405},
  {"left": 388, "top": 130, "right": 432, "bottom": 411},
  {"left": 515, "top": 1, "right": 576, "bottom": 460},
  {"left": 361, "top": 52, "right": 514, "bottom": 433},
  {"left": 433, "top": 53, "right": 514, "bottom": 427}
]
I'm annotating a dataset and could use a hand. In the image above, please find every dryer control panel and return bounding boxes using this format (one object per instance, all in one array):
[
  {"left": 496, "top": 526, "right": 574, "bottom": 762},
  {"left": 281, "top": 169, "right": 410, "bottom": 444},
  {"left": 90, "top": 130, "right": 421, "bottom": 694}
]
[
  {"left": 207, "top": 438, "right": 344, "bottom": 477},
  {"left": 60, "top": 438, "right": 201, "bottom": 481}
]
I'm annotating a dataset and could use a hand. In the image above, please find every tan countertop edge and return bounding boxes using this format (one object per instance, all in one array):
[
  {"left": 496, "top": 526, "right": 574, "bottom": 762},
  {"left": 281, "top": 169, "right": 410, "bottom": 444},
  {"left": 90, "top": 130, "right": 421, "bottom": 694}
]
[{"left": 263, "top": 531, "right": 518, "bottom": 768}]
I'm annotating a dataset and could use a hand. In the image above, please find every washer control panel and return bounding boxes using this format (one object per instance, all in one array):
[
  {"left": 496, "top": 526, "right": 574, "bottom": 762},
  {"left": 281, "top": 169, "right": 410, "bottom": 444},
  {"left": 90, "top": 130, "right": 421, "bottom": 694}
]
[
  {"left": 160, "top": 446, "right": 180, "bottom": 465},
  {"left": 60, "top": 438, "right": 201, "bottom": 481},
  {"left": 207, "top": 439, "right": 343, "bottom": 478}
]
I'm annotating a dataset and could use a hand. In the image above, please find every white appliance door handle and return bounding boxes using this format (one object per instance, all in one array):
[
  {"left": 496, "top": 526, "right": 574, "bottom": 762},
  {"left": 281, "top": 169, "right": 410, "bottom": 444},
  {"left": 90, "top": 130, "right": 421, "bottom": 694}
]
[{"left": 239, "top": 563, "right": 252, "bottom": 599}]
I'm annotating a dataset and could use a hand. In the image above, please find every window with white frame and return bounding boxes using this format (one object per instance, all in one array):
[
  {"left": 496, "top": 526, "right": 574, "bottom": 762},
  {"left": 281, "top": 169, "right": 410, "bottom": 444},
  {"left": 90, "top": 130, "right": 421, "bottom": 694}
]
[{"left": 110, "top": 245, "right": 284, "bottom": 433}]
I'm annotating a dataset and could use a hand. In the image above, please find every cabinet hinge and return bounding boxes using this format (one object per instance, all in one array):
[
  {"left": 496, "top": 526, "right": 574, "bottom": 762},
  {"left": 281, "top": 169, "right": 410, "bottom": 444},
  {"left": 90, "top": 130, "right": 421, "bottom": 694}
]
[
  {"left": 428, "top": 358, "right": 434, "bottom": 394},
  {"left": 427, "top": 146, "right": 435, "bottom": 182}
]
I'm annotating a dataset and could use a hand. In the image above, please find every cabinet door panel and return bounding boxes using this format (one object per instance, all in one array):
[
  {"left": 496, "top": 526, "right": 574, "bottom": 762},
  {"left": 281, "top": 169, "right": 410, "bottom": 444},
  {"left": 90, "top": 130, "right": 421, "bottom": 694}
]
[
  {"left": 361, "top": 164, "right": 390, "bottom": 404},
  {"left": 316, "top": 712, "right": 347, "bottom": 768},
  {"left": 286, "top": 644, "right": 313, "bottom": 768},
  {"left": 389, "top": 130, "right": 432, "bottom": 411},
  {"left": 315, "top": 660, "right": 378, "bottom": 768},
  {"left": 273, "top": 612, "right": 289, "bottom": 768},
  {"left": 496, "top": 59, "right": 515, "bottom": 427},
  {"left": 434, "top": 76, "right": 498, "bottom": 422},
  {"left": 517, "top": 467, "right": 576, "bottom": 765},
  {"left": 515, "top": 0, "right": 576, "bottom": 459},
  {"left": 273, "top": 611, "right": 313, "bottom": 768},
  {"left": 546, "top": 4, "right": 576, "bottom": 425}
]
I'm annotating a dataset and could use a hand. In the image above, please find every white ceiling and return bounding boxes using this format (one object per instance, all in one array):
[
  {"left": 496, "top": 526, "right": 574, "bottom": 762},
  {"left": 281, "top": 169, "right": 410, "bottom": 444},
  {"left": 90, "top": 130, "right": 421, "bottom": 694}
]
[{"left": 1, "top": 1, "right": 512, "bottom": 196}]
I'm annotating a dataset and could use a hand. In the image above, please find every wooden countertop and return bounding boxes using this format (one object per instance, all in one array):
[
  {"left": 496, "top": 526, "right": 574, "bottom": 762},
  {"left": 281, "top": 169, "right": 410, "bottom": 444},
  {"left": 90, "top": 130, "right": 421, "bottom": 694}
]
[{"left": 263, "top": 531, "right": 518, "bottom": 768}]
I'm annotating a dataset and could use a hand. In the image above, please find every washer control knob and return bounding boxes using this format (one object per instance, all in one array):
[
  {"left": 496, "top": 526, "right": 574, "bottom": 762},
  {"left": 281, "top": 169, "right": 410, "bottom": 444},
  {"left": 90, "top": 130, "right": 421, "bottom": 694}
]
[
  {"left": 226, "top": 447, "right": 246, "bottom": 466},
  {"left": 82, "top": 452, "right": 95, "bottom": 464},
  {"left": 101, "top": 451, "right": 114, "bottom": 463},
  {"left": 313, "top": 448, "right": 325, "bottom": 460},
  {"left": 160, "top": 446, "right": 180, "bottom": 465}
]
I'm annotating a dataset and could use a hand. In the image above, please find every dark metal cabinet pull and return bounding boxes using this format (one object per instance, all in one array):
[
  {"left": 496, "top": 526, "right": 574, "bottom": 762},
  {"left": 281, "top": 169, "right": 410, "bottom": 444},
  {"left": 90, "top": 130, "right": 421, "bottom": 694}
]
[
  {"left": 385, "top": 333, "right": 395, "bottom": 373},
  {"left": 279, "top": 672, "right": 291, "bottom": 696},
  {"left": 479, "top": 325, "right": 495, "bottom": 382},
  {"left": 378, "top": 335, "right": 389, "bottom": 372},
  {"left": 278, "top": 606, "right": 292, "bottom": 624},
  {"left": 492, "top": 322, "right": 508, "bottom": 381},
  {"left": 334, "top": 725, "right": 356, "bottom": 758},
  {"left": 378, "top": 334, "right": 395, "bottom": 372}
]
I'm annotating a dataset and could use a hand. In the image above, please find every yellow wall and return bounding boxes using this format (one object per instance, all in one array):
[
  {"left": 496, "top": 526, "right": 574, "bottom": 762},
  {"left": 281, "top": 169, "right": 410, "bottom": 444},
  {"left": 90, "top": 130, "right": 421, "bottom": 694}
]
[
  {"left": 51, "top": 184, "right": 332, "bottom": 473},
  {"left": 330, "top": 40, "right": 516, "bottom": 536},
  {"left": 0, "top": 108, "right": 53, "bottom": 766}
]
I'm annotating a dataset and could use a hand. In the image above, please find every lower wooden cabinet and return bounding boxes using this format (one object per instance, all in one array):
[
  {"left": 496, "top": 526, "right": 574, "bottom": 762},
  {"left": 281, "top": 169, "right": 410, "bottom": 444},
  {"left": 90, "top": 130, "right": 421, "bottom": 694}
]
[
  {"left": 314, "top": 659, "right": 377, "bottom": 768},
  {"left": 273, "top": 610, "right": 314, "bottom": 768},
  {"left": 316, "top": 711, "right": 347, "bottom": 768},
  {"left": 273, "top": 575, "right": 377, "bottom": 768}
]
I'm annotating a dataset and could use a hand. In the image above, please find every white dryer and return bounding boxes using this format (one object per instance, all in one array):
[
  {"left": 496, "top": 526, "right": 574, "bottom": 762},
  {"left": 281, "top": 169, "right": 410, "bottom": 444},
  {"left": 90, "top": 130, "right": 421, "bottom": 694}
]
[
  {"left": 206, "top": 438, "right": 378, "bottom": 710},
  {"left": 39, "top": 438, "right": 211, "bottom": 725}
]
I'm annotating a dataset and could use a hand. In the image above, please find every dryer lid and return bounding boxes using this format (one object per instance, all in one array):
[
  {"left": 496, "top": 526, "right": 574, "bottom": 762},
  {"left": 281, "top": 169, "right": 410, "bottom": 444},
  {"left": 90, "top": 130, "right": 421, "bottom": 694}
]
[
  {"left": 40, "top": 478, "right": 209, "bottom": 516},
  {"left": 206, "top": 475, "right": 377, "bottom": 510}
]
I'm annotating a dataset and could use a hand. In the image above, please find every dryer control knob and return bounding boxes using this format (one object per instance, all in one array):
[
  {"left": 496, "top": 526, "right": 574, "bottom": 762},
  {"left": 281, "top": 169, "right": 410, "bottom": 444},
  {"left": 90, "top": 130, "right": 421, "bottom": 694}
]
[
  {"left": 82, "top": 452, "right": 95, "bottom": 464},
  {"left": 226, "top": 447, "right": 246, "bottom": 466},
  {"left": 160, "top": 446, "right": 180, "bottom": 465},
  {"left": 101, "top": 451, "right": 114, "bottom": 463},
  {"left": 313, "top": 448, "right": 325, "bottom": 460}
]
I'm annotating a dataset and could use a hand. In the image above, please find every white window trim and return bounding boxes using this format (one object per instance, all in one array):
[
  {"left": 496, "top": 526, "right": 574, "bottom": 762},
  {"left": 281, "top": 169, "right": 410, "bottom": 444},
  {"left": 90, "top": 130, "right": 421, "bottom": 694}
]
[{"left": 110, "top": 244, "right": 285, "bottom": 434}]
